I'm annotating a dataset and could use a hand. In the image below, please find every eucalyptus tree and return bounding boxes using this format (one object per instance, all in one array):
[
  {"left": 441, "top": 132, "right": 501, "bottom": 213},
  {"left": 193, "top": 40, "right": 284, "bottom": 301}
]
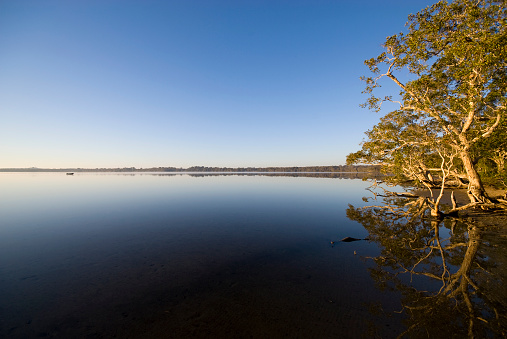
[{"left": 348, "top": 0, "right": 506, "bottom": 204}]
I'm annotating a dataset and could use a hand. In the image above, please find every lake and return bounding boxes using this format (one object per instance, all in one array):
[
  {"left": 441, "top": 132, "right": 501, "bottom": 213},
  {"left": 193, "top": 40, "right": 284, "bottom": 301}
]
[{"left": 1, "top": 173, "right": 505, "bottom": 338}]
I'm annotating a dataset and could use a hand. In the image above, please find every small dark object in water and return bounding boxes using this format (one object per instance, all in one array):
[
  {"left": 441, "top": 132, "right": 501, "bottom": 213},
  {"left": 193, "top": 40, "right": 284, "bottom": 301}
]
[
  {"left": 66, "top": 173, "right": 74, "bottom": 175},
  {"left": 341, "top": 237, "right": 366, "bottom": 242}
]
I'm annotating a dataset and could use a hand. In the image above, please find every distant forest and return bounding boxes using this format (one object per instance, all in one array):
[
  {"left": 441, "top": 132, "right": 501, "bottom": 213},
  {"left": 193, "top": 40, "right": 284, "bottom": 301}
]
[{"left": 0, "top": 165, "right": 380, "bottom": 173}]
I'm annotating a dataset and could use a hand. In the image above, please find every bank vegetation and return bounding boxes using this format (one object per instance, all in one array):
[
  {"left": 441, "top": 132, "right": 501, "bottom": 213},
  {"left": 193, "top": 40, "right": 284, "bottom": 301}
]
[{"left": 347, "top": 0, "right": 506, "bottom": 217}]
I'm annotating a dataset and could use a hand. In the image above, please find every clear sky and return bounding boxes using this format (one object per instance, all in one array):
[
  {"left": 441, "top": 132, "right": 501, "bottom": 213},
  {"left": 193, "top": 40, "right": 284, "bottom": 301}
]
[{"left": 0, "top": 0, "right": 435, "bottom": 169}]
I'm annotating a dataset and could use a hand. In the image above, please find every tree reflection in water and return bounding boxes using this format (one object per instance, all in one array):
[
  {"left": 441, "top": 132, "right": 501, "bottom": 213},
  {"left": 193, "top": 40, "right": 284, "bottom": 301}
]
[{"left": 347, "top": 190, "right": 507, "bottom": 338}]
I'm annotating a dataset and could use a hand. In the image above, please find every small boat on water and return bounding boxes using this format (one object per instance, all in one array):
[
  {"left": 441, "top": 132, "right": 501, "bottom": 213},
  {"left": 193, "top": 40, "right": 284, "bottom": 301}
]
[{"left": 66, "top": 173, "right": 74, "bottom": 175}]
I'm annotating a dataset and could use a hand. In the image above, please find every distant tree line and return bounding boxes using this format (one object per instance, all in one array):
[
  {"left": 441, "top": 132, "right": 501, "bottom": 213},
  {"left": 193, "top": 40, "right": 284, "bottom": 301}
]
[
  {"left": 187, "top": 172, "right": 379, "bottom": 179},
  {"left": 182, "top": 165, "right": 380, "bottom": 173},
  {"left": 0, "top": 165, "right": 381, "bottom": 173}
]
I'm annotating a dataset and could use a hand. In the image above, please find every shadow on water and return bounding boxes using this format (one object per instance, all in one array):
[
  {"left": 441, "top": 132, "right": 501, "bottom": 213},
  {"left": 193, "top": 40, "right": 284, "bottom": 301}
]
[{"left": 347, "top": 192, "right": 507, "bottom": 338}]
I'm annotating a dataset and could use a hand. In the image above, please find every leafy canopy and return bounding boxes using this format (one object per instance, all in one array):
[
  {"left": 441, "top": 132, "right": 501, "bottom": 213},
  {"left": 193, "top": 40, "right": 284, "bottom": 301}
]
[{"left": 349, "top": 0, "right": 506, "bottom": 191}]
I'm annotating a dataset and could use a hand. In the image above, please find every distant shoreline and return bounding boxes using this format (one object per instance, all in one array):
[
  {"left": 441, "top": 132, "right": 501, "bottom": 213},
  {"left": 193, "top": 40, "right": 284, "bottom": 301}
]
[
  {"left": 0, "top": 169, "right": 384, "bottom": 180},
  {"left": 0, "top": 165, "right": 381, "bottom": 173}
]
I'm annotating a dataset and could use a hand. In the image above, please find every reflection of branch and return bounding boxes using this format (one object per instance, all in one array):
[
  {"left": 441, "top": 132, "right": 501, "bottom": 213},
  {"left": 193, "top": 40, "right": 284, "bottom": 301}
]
[
  {"left": 410, "top": 248, "right": 434, "bottom": 280},
  {"left": 396, "top": 323, "right": 420, "bottom": 339},
  {"left": 444, "top": 226, "right": 480, "bottom": 296},
  {"left": 461, "top": 283, "right": 475, "bottom": 338},
  {"left": 428, "top": 242, "right": 467, "bottom": 250},
  {"left": 463, "top": 274, "right": 479, "bottom": 291},
  {"left": 433, "top": 222, "right": 451, "bottom": 291},
  {"left": 346, "top": 188, "right": 506, "bottom": 337}
]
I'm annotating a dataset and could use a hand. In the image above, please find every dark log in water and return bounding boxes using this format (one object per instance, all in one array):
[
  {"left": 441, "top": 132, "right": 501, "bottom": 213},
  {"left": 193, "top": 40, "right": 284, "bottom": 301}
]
[{"left": 340, "top": 237, "right": 367, "bottom": 242}]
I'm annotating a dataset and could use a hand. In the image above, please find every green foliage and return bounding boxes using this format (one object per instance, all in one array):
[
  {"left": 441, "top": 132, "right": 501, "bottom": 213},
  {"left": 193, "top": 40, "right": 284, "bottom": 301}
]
[{"left": 350, "top": 0, "right": 507, "bottom": 194}]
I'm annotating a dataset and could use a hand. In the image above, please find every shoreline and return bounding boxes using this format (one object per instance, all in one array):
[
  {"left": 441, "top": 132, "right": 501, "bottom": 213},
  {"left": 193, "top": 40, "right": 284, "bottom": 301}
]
[
  {"left": 413, "top": 186, "right": 506, "bottom": 205},
  {"left": 413, "top": 186, "right": 507, "bottom": 228}
]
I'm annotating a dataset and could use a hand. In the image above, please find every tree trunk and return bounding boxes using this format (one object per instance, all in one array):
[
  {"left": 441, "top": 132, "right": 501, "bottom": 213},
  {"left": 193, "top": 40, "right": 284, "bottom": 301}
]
[{"left": 460, "top": 150, "right": 490, "bottom": 203}]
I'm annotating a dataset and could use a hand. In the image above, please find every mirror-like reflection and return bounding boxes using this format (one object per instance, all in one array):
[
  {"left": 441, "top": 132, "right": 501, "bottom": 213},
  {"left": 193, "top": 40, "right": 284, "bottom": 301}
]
[
  {"left": 1, "top": 173, "right": 504, "bottom": 338},
  {"left": 347, "top": 190, "right": 507, "bottom": 338},
  {"left": 0, "top": 173, "right": 395, "bottom": 338}
]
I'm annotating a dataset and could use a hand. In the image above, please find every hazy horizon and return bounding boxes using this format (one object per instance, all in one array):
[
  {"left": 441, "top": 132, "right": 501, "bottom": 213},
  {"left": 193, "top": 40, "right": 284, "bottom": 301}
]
[
  {"left": 0, "top": 164, "right": 375, "bottom": 170},
  {"left": 1, "top": 0, "right": 434, "bottom": 169}
]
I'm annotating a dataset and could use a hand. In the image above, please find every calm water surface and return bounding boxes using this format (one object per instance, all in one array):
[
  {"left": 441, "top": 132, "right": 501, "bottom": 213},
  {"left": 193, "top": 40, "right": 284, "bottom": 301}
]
[{"left": 2, "top": 173, "right": 503, "bottom": 338}]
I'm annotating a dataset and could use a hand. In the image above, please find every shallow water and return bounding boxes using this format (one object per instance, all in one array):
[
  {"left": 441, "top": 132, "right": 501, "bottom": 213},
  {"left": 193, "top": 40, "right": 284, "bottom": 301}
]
[{"left": 2, "top": 172, "right": 503, "bottom": 338}]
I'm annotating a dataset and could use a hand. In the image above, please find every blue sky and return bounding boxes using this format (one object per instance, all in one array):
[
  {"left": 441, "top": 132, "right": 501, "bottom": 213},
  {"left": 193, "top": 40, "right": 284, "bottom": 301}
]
[{"left": 0, "top": 0, "right": 435, "bottom": 169}]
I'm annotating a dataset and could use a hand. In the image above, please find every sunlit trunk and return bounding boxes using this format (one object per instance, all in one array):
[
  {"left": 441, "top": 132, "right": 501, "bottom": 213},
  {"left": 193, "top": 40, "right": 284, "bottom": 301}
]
[{"left": 460, "top": 151, "right": 490, "bottom": 203}]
